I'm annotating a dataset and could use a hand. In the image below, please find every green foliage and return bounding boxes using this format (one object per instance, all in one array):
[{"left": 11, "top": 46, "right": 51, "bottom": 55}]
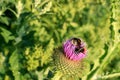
[
  {"left": 0, "top": 0, "right": 120, "bottom": 80},
  {"left": 0, "top": 27, "right": 15, "bottom": 43},
  {"left": 9, "top": 49, "right": 21, "bottom": 80},
  {"left": 24, "top": 39, "right": 54, "bottom": 71}
]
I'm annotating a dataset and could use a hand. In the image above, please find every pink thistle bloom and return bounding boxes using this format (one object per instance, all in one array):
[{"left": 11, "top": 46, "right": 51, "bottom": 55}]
[{"left": 63, "top": 38, "right": 87, "bottom": 61}]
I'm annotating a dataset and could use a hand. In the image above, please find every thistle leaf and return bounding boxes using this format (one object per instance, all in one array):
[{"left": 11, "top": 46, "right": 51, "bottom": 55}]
[
  {"left": 0, "top": 27, "right": 15, "bottom": 43},
  {"left": 9, "top": 49, "right": 21, "bottom": 80}
]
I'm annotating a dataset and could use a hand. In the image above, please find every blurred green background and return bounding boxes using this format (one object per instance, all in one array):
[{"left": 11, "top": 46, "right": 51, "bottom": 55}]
[{"left": 0, "top": 0, "right": 120, "bottom": 80}]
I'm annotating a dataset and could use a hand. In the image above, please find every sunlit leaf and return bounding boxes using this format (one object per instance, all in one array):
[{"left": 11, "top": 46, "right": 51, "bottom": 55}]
[
  {"left": 0, "top": 27, "right": 15, "bottom": 43},
  {"left": 9, "top": 49, "right": 21, "bottom": 80},
  {"left": 0, "top": 16, "right": 9, "bottom": 25},
  {"left": 41, "top": 39, "right": 54, "bottom": 66}
]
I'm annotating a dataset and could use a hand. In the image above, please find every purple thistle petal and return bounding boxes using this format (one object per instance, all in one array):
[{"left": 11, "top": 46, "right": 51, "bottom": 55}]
[{"left": 63, "top": 38, "right": 87, "bottom": 61}]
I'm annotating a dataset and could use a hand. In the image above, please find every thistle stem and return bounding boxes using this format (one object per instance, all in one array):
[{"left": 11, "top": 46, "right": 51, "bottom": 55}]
[
  {"left": 100, "top": 73, "right": 120, "bottom": 79},
  {"left": 88, "top": 0, "right": 120, "bottom": 79},
  {"left": 96, "top": 43, "right": 117, "bottom": 73}
]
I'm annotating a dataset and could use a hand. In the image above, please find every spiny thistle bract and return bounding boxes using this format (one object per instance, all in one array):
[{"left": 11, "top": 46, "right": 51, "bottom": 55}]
[{"left": 53, "top": 38, "right": 89, "bottom": 79}]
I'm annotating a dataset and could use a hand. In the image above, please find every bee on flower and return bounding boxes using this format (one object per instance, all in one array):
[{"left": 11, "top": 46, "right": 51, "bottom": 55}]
[{"left": 53, "top": 38, "right": 89, "bottom": 79}]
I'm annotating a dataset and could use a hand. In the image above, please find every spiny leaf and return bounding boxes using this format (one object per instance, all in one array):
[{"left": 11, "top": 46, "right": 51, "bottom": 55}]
[
  {"left": 9, "top": 49, "right": 21, "bottom": 80},
  {"left": 25, "top": 46, "right": 43, "bottom": 71},
  {"left": 39, "top": 1, "right": 52, "bottom": 15},
  {"left": 0, "top": 27, "right": 15, "bottom": 43},
  {"left": 16, "top": 0, "right": 23, "bottom": 18},
  {"left": 0, "top": 16, "right": 9, "bottom": 25},
  {"left": 41, "top": 39, "right": 54, "bottom": 66},
  {"left": 0, "top": 53, "right": 5, "bottom": 74}
]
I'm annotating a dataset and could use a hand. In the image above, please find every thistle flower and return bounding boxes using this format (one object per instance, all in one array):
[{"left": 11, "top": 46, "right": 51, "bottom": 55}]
[
  {"left": 63, "top": 38, "right": 86, "bottom": 61},
  {"left": 53, "top": 38, "right": 89, "bottom": 79}
]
